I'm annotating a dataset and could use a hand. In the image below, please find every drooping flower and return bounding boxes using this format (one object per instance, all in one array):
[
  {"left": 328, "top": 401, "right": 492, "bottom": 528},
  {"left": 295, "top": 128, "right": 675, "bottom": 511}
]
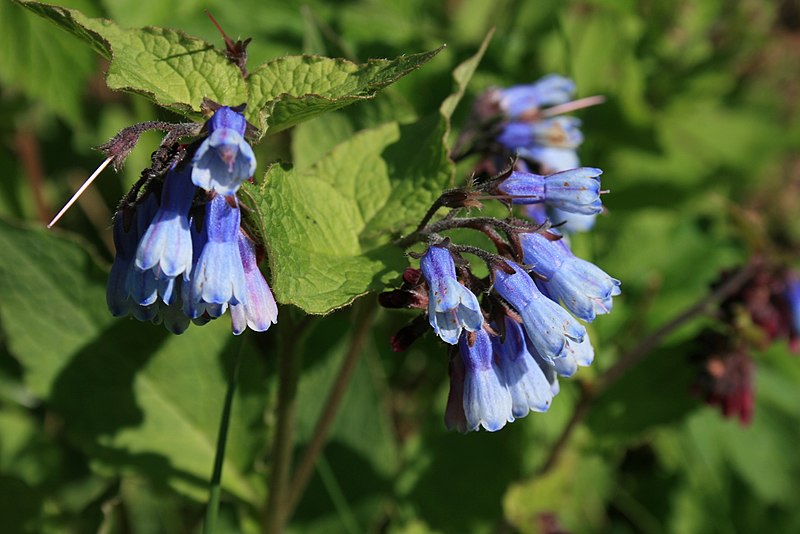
[
  {"left": 492, "top": 260, "right": 586, "bottom": 361},
  {"left": 494, "top": 317, "right": 554, "bottom": 417},
  {"left": 521, "top": 231, "right": 620, "bottom": 322},
  {"left": 459, "top": 328, "right": 514, "bottom": 432},
  {"left": 230, "top": 230, "right": 278, "bottom": 335},
  {"left": 185, "top": 194, "right": 248, "bottom": 319},
  {"left": 135, "top": 162, "right": 196, "bottom": 279},
  {"left": 419, "top": 245, "right": 483, "bottom": 344},
  {"left": 191, "top": 107, "right": 256, "bottom": 195},
  {"left": 494, "top": 168, "right": 603, "bottom": 216}
]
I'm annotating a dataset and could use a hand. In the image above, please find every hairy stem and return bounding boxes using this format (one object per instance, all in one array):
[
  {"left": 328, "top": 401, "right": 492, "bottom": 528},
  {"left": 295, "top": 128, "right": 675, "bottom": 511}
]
[{"left": 282, "top": 299, "right": 377, "bottom": 524}]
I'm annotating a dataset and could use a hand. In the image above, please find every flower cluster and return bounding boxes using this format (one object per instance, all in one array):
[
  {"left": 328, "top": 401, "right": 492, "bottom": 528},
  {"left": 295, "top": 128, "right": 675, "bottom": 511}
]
[
  {"left": 381, "top": 183, "right": 618, "bottom": 432},
  {"left": 382, "top": 74, "right": 619, "bottom": 432},
  {"left": 106, "top": 106, "right": 277, "bottom": 335}
]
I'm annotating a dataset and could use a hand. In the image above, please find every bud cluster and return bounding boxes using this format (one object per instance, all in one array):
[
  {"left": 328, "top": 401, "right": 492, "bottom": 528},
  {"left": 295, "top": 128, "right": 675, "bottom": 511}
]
[
  {"left": 106, "top": 105, "right": 277, "bottom": 335},
  {"left": 381, "top": 74, "right": 619, "bottom": 432}
]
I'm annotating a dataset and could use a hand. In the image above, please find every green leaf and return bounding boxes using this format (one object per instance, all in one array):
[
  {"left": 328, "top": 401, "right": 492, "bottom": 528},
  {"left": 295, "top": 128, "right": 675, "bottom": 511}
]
[
  {"left": 245, "top": 33, "right": 491, "bottom": 314},
  {"left": 17, "top": 1, "right": 442, "bottom": 136},
  {"left": 246, "top": 116, "right": 451, "bottom": 314},
  {"left": 439, "top": 29, "right": 494, "bottom": 120},
  {"left": 244, "top": 48, "right": 443, "bottom": 134},
  {"left": 0, "top": 220, "right": 268, "bottom": 504},
  {"left": 15, "top": 0, "right": 246, "bottom": 117}
]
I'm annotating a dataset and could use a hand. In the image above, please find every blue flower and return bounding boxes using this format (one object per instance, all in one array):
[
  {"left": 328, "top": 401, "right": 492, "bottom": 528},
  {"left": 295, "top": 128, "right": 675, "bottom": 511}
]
[
  {"left": 496, "top": 168, "right": 603, "bottom": 215},
  {"left": 541, "top": 167, "right": 603, "bottom": 216},
  {"left": 230, "top": 230, "right": 278, "bottom": 335},
  {"left": 498, "top": 117, "right": 583, "bottom": 152},
  {"left": 107, "top": 194, "right": 163, "bottom": 317},
  {"left": 459, "top": 329, "right": 514, "bottom": 432},
  {"left": 419, "top": 245, "right": 483, "bottom": 345},
  {"left": 185, "top": 194, "right": 248, "bottom": 318},
  {"left": 494, "top": 317, "right": 554, "bottom": 417},
  {"left": 191, "top": 107, "right": 256, "bottom": 195},
  {"left": 135, "top": 163, "right": 196, "bottom": 279},
  {"left": 521, "top": 232, "right": 620, "bottom": 322},
  {"left": 492, "top": 260, "right": 585, "bottom": 361},
  {"left": 499, "top": 75, "right": 576, "bottom": 119}
]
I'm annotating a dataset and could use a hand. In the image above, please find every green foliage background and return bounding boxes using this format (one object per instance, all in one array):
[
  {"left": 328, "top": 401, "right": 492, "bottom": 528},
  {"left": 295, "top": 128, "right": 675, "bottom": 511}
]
[{"left": 1, "top": 0, "right": 799, "bottom": 532}]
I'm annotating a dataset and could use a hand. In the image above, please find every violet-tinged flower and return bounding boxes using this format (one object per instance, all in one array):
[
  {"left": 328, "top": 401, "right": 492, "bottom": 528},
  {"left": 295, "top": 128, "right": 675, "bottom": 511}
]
[
  {"left": 419, "top": 245, "right": 483, "bottom": 345},
  {"left": 499, "top": 75, "right": 576, "bottom": 119},
  {"left": 185, "top": 194, "right": 248, "bottom": 318},
  {"left": 460, "top": 329, "right": 514, "bottom": 432},
  {"left": 230, "top": 230, "right": 278, "bottom": 335},
  {"left": 521, "top": 232, "right": 620, "bottom": 322},
  {"left": 492, "top": 260, "right": 585, "bottom": 361},
  {"left": 494, "top": 317, "right": 554, "bottom": 417},
  {"left": 135, "top": 163, "right": 195, "bottom": 279},
  {"left": 498, "top": 117, "right": 583, "bottom": 151},
  {"left": 496, "top": 168, "right": 603, "bottom": 215},
  {"left": 191, "top": 107, "right": 256, "bottom": 195}
]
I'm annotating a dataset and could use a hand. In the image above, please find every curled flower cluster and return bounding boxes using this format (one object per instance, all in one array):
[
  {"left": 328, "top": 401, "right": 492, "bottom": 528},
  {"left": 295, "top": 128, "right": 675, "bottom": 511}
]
[
  {"left": 106, "top": 106, "right": 277, "bottom": 334},
  {"left": 382, "top": 74, "right": 619, "bottom": 432},
  {"left": 381, "top": 179, "right": 618, "bottom": 432}
]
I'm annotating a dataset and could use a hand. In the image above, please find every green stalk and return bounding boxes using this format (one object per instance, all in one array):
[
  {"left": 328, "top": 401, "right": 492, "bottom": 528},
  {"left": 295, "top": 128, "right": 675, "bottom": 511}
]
[{"left": 203, "top": 338, "right": 245, "bottom": 534}]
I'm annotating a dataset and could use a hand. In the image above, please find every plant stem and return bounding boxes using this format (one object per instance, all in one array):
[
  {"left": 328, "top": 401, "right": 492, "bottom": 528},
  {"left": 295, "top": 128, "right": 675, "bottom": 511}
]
[
  {"left": 263, "top": 314, "right": 312, "bottom": 534},
  {"left": 538, "top": 260, "right": 759, "bottom": 474},
  {"left": 203, "top": 337, "right": 245, "bottom": 534},
  {"left": 282, "top": 298, "right": 376, "bottom": 525}
]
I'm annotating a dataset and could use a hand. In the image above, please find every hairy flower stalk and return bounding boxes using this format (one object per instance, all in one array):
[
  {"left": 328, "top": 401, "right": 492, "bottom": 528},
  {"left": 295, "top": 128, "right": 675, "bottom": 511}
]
[
  {"left": 105, "top": 105, "right": 277, "bottom": 335},
  {"left": 381, "top": 73, "right": 619, "bottom": 432}
]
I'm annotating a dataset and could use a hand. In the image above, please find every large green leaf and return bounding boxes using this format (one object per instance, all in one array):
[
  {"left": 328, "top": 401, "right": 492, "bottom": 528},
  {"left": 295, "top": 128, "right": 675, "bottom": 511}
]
[
  {"left": 246, "top": 48, "right": 442, "bottom": 134},
  {"left": 16, "top": 0, "right": 441, "bottom": 135},
  {"left": 247, "top": 116, "right": 450, "bottom": 314},
  {"left": 0, "top": 220, "right": 268, "bottom": 504},
  {"left": 245, "top": 32, "right": 492, "bottom": 314},
  {"left": 15, "top": 0, "right": 246, "bottom": 118}
]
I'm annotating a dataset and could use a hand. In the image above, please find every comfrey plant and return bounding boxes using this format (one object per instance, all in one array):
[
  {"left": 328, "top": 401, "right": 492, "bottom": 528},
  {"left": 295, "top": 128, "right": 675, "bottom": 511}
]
[
  {"left": 98, "top": 101, "right": 277, "bottom": 335},
  {"left": 380, "top": 163, "right": 619, "bottom": 432}
]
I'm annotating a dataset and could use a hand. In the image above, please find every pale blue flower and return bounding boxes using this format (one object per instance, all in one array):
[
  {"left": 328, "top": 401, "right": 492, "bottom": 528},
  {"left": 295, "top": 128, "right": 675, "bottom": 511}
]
[
  {"left": 521, "top": 232, "right": 620, "bottom": 322},
  {"left": 460, "top": 329, "right": 514, "bottom": 432},
  {"left": 492, "top": 260, "right": 585, "bottom": 361},
  {"left": 135, "top": 163, "right": 195, "bottom": 279},
  {"left": 420, "top": 245, "right": 483, "bottom": 344},
  {"left": 494, "top": 317, "right": 554, "bottom": 417},
  {"left": 185, "top": 194, "right": 248, "bottom": 318},
  {"left": 191, "top": 107, "right": 256, "bottom": 195}
]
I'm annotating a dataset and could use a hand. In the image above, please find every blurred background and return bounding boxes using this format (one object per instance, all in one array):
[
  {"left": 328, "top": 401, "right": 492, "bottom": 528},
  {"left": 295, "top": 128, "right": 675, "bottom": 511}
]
[{"left": 1, "top": 0, "right": 800, "bottom": 532}]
